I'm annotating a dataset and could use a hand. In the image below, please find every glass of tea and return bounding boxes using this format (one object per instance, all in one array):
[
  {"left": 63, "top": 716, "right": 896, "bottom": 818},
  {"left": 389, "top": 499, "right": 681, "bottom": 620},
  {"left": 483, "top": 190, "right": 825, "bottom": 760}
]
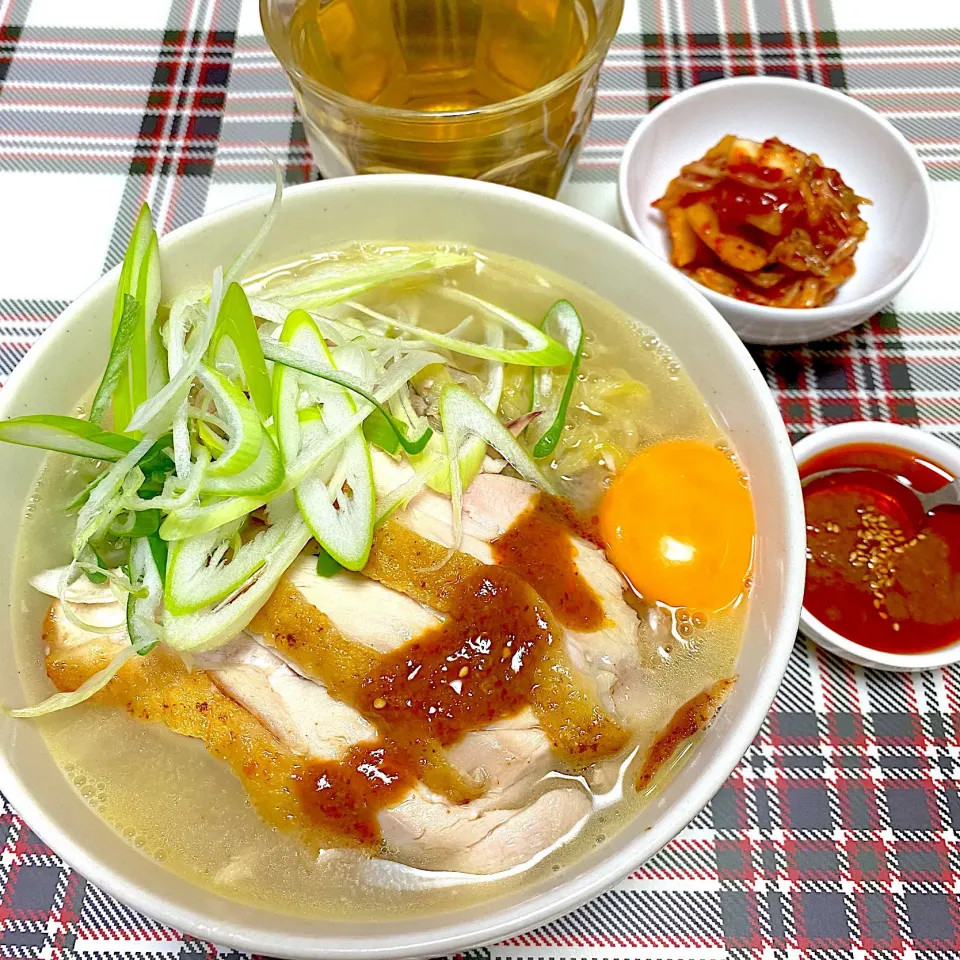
[{"left": 261, "top": 0, "right": 624, "bottom": 197}]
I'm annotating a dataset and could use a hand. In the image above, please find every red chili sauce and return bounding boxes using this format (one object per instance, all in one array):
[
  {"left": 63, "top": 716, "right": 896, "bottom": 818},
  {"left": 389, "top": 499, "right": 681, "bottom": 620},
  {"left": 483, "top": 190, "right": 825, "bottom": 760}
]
[{"left": 801, "top": 442, "right": 960, "bottom": 655}]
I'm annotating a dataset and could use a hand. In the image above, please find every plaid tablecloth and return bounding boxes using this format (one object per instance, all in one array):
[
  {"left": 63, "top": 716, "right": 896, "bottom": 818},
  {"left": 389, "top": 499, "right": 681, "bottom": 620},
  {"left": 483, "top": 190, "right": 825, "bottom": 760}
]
[{"left": 1, "top": 0, "right": 959, "bottom": 956}]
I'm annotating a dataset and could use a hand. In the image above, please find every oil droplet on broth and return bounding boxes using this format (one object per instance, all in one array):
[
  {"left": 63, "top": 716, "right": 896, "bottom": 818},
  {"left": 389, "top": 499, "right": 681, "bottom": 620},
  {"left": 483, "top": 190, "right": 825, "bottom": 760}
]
[{"left": 13, "top": 244, "right": 748, "bottom": 920}]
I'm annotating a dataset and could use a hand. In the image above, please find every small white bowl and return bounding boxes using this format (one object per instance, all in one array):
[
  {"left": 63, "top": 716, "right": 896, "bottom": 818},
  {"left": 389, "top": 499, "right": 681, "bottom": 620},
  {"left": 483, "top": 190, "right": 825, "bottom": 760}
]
[
  {"left": 618, "top": 77, "right": 933, "bottom": 345},
  {"left": 794, "top": 422, "right": 960, "bottom": 672}
]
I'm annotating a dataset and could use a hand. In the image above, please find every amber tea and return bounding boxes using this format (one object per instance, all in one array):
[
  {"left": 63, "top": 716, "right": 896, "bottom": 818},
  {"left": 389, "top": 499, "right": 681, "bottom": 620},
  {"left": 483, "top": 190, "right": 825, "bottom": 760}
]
[
  {"left": 288, "top": 0, "right": 594, "bottom": 110},
  {"left": 262, "top": 0, "right": 622, "bottom": 196}
]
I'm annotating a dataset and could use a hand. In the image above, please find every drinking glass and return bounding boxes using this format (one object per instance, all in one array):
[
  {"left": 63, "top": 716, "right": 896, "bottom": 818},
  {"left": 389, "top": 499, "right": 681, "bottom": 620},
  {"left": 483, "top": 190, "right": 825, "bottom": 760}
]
[{"left": 261, "top": 0, "right": 623, "bottom": 197}]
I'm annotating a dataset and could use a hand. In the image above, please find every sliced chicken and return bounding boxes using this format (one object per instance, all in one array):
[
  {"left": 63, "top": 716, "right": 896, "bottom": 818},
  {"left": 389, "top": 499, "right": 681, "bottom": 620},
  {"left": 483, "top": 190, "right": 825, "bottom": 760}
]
[
  {"left": 285, "top": 557, "right": 441, "bottom": 654},
  {"left": 447, "top": 709, "right": 555, "bottom": 808},
  {"left": 198, "top": 634, "right": 377, "bottom": 760},
  {"left": 41, "top": 601, "right": 312, "bottom": 841},
  {"left": 372, "top": 452, "right": 501, "bottom": 562},
  {"left": 249, "top": 564, "right": 579, "bottom": 808},
  {"left": 32, "top": 452, "right": 635, "bottom": 873},
  {"left": 372, "top": 451, "right": 652, "bottom": 724},
  {"left": 42, "top": 596, "right": 590, "bottom": 875},
  {"left": 42, "top": 601, "right": 126, "bottom": 645},
  {"left": 381, "top": 782, "right": 590, "bottom": 874},
  {"left": 204, "top": 634, "right": 589, "bottom": 873}
]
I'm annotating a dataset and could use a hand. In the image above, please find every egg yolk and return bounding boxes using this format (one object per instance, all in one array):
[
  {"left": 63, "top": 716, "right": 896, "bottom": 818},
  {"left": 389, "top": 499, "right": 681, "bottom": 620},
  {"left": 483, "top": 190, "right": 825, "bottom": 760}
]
[{"left": 599, "top": 439, "right": 755, "bottom": 611}]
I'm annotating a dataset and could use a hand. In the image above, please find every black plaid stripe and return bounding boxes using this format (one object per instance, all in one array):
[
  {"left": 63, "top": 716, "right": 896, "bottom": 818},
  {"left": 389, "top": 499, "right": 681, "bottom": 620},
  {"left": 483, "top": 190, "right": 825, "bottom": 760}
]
[
  {"left": 837, "top": 28, "right": 960, "bottom": 182},
  {"left": 0, "top": 810, "right": 75, "bottom": 957},
  {"left": 104, "top": 0, "right": 241, "bottom": 277},
  {"left": 0, "top": 298, "right": 65, "bottom": 381},
  {"left": 129, "top": 22, "right": 234, "bottom": 180},
  {"left": 210, "top": 32, "right": 310, "bottom": 189},
  {"left": 0, "top": 5, "right": 23, "bottom": 90},
  {"left": 77, "top": 882, "right": 179, "bottom": 943},
  {"left": 483, "top": 651, "right": 960, "bottom": 955},
  {"left": 0, "top": 0, "right": 959, "bottom": 956},
  {"left": 581, "top": 12, "right": 960, "bottom": 186},
  {"left": 582, "top": 19, "right": 848, "bottom": 183},
  {"left": 286, "top": 114, "right": 311, "bottom": 185},
  {"left": 156, "top": 25, "right": 236, "bottom": 183},
  {"left": 705, "top": 642, "right": 960, "bottom": 954},
  {"left": 750, "top": 310, "right": 929, "bottom": 443}
]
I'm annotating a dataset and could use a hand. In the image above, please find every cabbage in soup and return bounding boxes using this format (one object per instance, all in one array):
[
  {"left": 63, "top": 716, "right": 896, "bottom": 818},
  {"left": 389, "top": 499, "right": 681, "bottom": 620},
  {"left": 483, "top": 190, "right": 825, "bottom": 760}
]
[{"left": 11, "top": 239, "right": 751, "bottom": 918}]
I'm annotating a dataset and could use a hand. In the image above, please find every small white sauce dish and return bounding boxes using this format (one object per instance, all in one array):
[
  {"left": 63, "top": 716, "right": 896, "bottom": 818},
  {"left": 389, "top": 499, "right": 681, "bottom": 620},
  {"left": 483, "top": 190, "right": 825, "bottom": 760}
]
[
  {"left": 794, "top": 421, "right": 960, "bottom": 672},
  {"left": 618, "top": 77, "right": 933, "bottom": 346}
]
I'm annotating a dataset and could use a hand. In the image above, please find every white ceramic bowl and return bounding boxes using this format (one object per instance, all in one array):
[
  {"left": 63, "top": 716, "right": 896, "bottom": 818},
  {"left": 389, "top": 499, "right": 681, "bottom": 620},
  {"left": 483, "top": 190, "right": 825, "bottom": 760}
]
[
  {"left": 617, "top": 77, "right": 933, "bottom": 345},
  {"left": 795, "top": 421, "right": 960, "bottom": 671},
  {"left": 0, "top": 175, "right": 805, "bottom": 958}
]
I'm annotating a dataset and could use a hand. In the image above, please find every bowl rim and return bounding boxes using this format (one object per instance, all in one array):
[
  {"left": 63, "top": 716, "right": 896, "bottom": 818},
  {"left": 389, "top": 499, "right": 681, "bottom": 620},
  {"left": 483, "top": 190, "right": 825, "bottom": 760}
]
[
  {"left": 616, "top": 75, "right": 935, "bottom": 324},
  {"left": 794, "top": 420, "right": 960, "bottom": 672},
  {"left": 0, "top": 173, "right": 806, "bottom": 958}
]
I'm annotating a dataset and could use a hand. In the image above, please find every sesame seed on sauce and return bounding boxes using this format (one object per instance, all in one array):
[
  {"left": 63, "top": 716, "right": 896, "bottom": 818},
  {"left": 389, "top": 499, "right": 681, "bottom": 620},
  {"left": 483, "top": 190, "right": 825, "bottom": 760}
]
[{"left": 801, "top": 442, "right": 960, "bottom": 655}]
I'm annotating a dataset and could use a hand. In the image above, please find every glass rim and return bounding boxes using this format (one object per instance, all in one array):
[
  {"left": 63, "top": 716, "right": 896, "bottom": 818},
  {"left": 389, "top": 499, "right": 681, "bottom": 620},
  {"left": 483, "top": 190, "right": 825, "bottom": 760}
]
[{"left": 260, "top": 0, "right": 625, "bottom": 123}]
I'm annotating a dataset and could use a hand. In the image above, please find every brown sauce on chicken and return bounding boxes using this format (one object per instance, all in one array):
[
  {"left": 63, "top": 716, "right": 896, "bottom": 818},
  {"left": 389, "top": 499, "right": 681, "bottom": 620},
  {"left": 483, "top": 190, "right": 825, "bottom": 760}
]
[
  {"left": 47, "top": 489, "right": 628, "bottom": 849},
  {"left": 361, "top": 566, "right": 554, "bottom": 743},
  {"left": 251, "top": 499, "right": 628, "bottom": 845},
  {"left": 492, "top": 494, "right": 607, "bottom": 632},
  {"left": 252, "top": 577, "right": 482, "bottom": 805},
  {"left": 294, "top": 744, "right": 414, "bottom": 846},
  {"left": 634, "top": 678, "right": 735, "bottom": 792}
]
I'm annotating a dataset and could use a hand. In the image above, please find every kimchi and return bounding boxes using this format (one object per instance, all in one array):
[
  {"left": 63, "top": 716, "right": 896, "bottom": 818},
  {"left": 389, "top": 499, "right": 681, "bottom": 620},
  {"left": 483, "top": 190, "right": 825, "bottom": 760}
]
[{"left": 653, "top": 136, "right": 869, "bottom": 309}]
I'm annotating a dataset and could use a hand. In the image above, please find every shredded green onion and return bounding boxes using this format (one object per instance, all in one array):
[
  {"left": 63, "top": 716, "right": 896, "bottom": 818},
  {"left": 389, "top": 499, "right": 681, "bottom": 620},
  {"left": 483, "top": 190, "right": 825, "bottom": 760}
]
[
  {"left": 208, "top": 282, "right": 273, "bottom": 420},
  {"left": 440, "top": 383, "right": 554, "bottom": 555},
  {"left": 257, "top": 251, "right": 472, "bottom": 310},
  {"left": 127, "top": 536, "right": 163, "bottom": 653},
  {"left": 274, "top": 311, "right": 375, "bottom": 571},
  {"left": 5, "top": 639, "right": 153, "bottom": 718},
  {"left": 7, "top": 174, "right": 609, "bottom": 721},
  {"left": 412, "top": 321, "right": 506, "bottom": 495},
  {"left": 0, "top": 415, "right": 137, "bottom": 461},
  {"left": 349, "top": 294, "right": 573, "bottom": 367},
  {"left": 130, "top": 231, "right": 165, "bottom": 414},
  {"left": 90, "top": 295, "right": 142, "bottom": 425},
  {"left": 362, "top": 410, "right": 403, "bottom": 455},
  {"left": 196, "top": 364, "right": 264, "bottom": 478},
  {"left": 224, "top": 158, "right": 282, "bottom": 289},
  {"left": 315, "top": 546, "right": 343, "bottom": 577},
  {"left": 159, "top": 350, "right": 444, "bottom": 539},
  {"left": 530, "top": 300, "right": 585, "bottom": 459},
  {"left": 262, "top": 333, "right": 432, "bottom": 456},
  {"left": 125, "top": 268, "right": 223, "bottom": 436},
  {"left": 162, "top": 498, "right": 312, "bottom": 652},
  {"left": 110, "top": 203, "right": 156, "bottom": 432}
]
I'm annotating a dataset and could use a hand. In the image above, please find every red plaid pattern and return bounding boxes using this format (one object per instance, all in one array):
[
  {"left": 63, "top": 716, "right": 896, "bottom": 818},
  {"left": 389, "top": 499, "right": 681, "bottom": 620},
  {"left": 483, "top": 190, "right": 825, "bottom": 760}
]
[{"left": 0, "top": 0, "right": 959, "bottom": 957}]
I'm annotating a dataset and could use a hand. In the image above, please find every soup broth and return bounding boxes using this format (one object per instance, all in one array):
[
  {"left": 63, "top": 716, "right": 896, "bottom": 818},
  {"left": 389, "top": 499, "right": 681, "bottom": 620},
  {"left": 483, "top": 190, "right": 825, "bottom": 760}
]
[{"left": 13, "top": 246, "right": 746, "bottom": 918}]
